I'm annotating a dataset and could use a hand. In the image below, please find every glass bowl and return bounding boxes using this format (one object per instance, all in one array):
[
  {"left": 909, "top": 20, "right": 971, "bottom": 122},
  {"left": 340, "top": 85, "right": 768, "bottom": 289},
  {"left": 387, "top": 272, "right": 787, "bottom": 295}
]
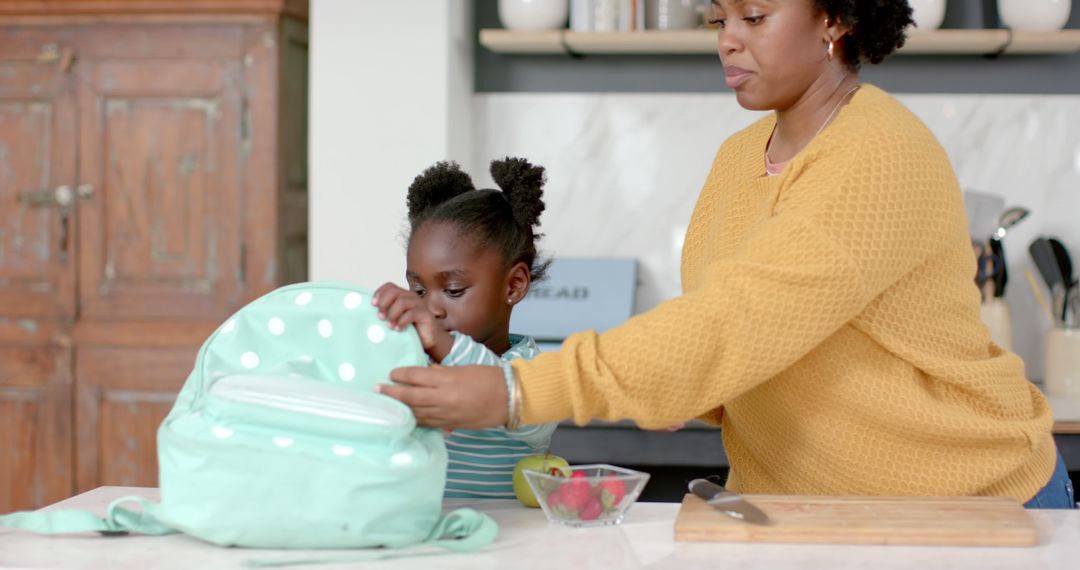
[{"left": 524, "top": 463, "right": 650, "bottom": 527}]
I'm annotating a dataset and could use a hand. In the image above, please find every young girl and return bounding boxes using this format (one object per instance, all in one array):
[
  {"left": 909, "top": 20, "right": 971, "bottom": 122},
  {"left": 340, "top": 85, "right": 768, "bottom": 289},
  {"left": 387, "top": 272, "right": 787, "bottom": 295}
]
[{"left": 372, "top": 157, "right": 557, "bottom": 499}]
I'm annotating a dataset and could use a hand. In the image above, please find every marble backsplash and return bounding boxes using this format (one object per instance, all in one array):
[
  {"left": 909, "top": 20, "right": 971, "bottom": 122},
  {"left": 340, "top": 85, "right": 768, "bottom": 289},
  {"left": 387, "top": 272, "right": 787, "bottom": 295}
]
[{"left": 470, "top": 92, "right": 1080, "bottom": 380}]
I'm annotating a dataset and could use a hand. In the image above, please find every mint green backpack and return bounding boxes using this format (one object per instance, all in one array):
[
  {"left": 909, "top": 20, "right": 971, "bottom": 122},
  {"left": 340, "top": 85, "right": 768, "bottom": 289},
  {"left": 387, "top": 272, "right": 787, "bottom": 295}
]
[{"left": 0, "top": 282, "right": 497, "bottom": 561}]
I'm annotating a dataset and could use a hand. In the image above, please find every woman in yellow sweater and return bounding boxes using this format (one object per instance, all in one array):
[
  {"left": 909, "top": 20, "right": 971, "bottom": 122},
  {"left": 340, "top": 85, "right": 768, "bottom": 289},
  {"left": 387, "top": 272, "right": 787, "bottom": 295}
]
[{"left": 378, "top": 0, "right": 1074, "bottom": 507}]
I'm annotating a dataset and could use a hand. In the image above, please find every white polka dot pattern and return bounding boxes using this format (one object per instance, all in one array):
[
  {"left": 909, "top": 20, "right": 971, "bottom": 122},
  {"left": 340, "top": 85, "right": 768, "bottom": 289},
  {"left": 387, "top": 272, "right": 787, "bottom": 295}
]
[
  {"left": 166, "top": 284, "right": 446, "bottom": 523},
  {"left": 318, "top": 319, "right": 333, "bottom": 338},
  {"left": 240, "top": 352, "right": 260, "bottom": 369},
  {"left": 268, "top": 317, "right": 285, "bottom": 336}
]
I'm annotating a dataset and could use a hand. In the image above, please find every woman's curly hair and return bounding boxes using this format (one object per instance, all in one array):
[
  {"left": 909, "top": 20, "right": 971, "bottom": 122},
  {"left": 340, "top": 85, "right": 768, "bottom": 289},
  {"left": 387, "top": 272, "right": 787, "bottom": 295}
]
[
  {"left": 406, "top": 158, "right": 551, "bottom": 282},
  {"left": 815, "top": 0, "right": 914, "bottom": 70}
]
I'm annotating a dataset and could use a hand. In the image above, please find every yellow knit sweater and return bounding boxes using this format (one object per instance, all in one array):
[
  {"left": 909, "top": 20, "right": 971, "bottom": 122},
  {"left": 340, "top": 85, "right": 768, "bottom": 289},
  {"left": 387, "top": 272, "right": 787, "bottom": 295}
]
[{"left": 514, "top": 85, "right": 1056, "bottom": 502}]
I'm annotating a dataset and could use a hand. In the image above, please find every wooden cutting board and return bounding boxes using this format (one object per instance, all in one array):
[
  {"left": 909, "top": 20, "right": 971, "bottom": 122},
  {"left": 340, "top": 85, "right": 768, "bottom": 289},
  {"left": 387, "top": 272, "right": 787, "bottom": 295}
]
[{"left": 674, "top": 494, "right": 1037, "bottom": 546}]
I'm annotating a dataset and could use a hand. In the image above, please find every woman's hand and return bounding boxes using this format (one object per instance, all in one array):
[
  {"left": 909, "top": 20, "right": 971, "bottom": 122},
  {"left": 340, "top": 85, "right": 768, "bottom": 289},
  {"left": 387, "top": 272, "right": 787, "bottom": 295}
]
[
  {"left": 372, "top": 282, "right": 455, "bottom": 361},
  {"left": 377, "top": 364, "right": 509, "bottom": 429}
]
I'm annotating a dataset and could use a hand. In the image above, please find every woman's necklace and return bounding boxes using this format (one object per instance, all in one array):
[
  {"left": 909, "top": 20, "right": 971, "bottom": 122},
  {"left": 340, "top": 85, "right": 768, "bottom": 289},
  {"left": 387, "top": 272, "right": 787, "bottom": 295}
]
[{"left": 766, "top": 83, "right": 861, "bottom": 164}]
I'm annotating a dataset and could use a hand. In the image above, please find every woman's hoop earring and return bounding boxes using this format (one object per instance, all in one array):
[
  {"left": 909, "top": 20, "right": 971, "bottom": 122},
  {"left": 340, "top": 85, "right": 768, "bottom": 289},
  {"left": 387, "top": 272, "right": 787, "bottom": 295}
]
[{"left": 827, "top": 40, "right": 834, "bottom": 61}]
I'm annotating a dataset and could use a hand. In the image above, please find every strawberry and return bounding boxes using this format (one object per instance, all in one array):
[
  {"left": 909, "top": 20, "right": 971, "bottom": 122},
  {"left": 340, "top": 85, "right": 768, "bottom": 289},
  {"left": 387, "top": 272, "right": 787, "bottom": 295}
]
[
  {"left": 598, "top": 476, "right": 626, "bottom": 510},
  {"left": 579, "top": 496, "right": 604, "bottom": 521},
  {"left": 559, "top": 472, "right": 592, "bottom": 513},
  {"left": 546, "top": 487, "right": 564, "bottom": 509}
]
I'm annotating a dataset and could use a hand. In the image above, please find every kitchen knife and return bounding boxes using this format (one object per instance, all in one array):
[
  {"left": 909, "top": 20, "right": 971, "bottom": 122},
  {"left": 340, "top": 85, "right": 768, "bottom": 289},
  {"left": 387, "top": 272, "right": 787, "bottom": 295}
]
[{"left": 688, "top": 478, "right": 771, "bottom": 525}]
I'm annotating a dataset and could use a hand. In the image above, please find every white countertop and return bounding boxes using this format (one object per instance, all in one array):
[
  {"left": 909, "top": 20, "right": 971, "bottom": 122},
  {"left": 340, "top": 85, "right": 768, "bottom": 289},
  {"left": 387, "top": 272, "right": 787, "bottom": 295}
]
[{"left": 1, "top": 487, "right": 1078, "bottom": 570}]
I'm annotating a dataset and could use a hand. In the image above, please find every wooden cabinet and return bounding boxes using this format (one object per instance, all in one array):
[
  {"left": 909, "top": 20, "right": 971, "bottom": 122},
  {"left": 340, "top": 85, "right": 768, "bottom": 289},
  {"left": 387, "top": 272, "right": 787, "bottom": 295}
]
[{"left": 0, "top": 0, "right": 308, "bottom": 511}]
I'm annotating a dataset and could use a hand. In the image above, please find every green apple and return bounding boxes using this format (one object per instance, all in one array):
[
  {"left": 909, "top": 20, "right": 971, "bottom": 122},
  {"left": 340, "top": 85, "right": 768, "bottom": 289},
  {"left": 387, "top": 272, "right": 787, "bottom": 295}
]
[{"left": 512, "top": 453, "right": 571, "bottom": 508}]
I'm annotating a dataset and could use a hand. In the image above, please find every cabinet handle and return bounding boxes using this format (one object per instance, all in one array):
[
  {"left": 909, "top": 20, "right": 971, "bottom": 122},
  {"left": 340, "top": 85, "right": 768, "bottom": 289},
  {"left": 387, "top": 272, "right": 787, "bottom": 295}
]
[
  {"left": 16, "top": 185, "right": 69, "bottom": 207},
  {"left": 37, "top": 44, "right": 76, "bottom": 73},
  {"left": 15, "top": 185, "right": 91, "bottom": 261}
]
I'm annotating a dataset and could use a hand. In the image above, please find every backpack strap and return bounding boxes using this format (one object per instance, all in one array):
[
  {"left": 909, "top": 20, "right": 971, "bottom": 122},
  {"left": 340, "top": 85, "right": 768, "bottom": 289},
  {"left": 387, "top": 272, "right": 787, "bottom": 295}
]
[
  {"left": 2, "top": 503, "right": 495, "bottom": 565},
  {"left": 243, "top": 508, "right": 498, "bottom": 567},
  {"left": 0, "top": 496, "right": 176, "bottom": 537},
  {"left": 424, "top": 507, "right": 500, "bottom": 552}
]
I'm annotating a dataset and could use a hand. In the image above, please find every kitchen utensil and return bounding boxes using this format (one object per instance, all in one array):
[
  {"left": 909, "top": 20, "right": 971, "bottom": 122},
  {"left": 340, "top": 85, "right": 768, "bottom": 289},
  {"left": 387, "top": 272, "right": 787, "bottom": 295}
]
[
  {"left": 1030, "top": 237, "right": 1066, "bottom": 323},
  {"left": 974, "top": 242, "right": 1002, "bottom": 301},
  {"left": 963, "top": 191, "right": 1005, "bottom": 245},
  {"left": 988, "top": 206, "right": 1029, "bottom": 297},
  {"left": 1071, "top": 287, "right": 1080, "bottom": 325},
  {"left": 1047, "top": 238, "right": 1075, "bottom": 322},
  {"left": 979, "top": 298, "right": 1013, "bottom": 350},
  {"left": 993, "top": 207, "right": 1030, "bottom": 241},
  {"left": 988, "top": 238, "right": 1007, "bottom": 297},
  {"left": 1044, "top": 325, "right": 1080, "bottom": 397},
  {"left": 688, "top": 478, "right": 770, "bottom": 525},
  {"left": 674, "top": 494, "right": 1036, "bottom": 546}
]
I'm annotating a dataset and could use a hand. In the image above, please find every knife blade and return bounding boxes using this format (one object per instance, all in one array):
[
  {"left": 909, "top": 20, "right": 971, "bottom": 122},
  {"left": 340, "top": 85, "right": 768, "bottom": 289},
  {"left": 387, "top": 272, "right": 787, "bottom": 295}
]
[{"left": 688, "top": 478, "right": 771, "bottom": 525}]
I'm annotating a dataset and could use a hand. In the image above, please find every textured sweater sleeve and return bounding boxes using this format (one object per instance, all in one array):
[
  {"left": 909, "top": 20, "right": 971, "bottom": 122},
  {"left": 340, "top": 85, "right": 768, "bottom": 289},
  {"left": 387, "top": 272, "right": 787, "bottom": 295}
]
[{"left": 515, "top": 112, "right": 958, "bottom": 428}]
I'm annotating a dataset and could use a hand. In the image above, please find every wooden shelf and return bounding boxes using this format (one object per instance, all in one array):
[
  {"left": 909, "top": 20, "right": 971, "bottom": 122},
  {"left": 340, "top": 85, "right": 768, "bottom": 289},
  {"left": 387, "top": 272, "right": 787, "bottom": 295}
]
[
  {"left": 479, "top": 29, "right": 565, "bottom": 54},
  {"left": 1007, "top": 29, "right": 1080, "bottom": 54},
  {"left": 903, "top": 29, "right": 1008, "bottom": 54},
  {"left": 479, "top": 29, "right": 1080, "bottom": 56}
]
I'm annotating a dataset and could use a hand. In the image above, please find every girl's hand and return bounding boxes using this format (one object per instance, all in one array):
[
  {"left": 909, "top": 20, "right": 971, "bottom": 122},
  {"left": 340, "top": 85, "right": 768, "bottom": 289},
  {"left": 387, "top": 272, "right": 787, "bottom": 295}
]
[
  {"left": 377, "top": 364, "right": 509, "bottom": 429},
  {"left": 372, "top": 282, "right": 455, "bottom": 361}
]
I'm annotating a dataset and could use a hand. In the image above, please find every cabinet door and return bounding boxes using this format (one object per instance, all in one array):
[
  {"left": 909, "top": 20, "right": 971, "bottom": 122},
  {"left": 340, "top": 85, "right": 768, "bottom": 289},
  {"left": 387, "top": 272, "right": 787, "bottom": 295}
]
[
  {"left": 72, "top": 54, "right": 248, "bottom": 491},
  {"left": 0, "top": 48, "right": 77, "bottom": 511},
  {"left": 75, "top": 346, "right": 195, "bottom": 492},
  {"left": 76, "top": 58, "right": 246, "bottom": 320},
  {"left": 0, "top": 332, "right": 73, "bottom": 511},
  {"left": 0, "top": 49, "right": 77, "bottom": 317}
]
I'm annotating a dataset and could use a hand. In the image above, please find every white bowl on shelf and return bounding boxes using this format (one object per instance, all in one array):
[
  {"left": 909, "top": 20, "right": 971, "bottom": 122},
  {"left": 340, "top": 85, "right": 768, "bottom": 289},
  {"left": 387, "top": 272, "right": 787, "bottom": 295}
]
[
  {"left": 498, "top": 0, "right": 569, "bottom": 31},
  {"left": 910, "top": 0, "right": 947, "bottom": 30},
  {"left": 998, "top": 0, "right": 1071, "bottom": 31}
]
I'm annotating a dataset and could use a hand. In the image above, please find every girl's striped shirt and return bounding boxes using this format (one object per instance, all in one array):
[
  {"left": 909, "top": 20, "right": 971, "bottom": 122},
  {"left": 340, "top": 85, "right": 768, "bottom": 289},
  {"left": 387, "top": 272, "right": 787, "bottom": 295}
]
[{"left": 440, "top": 332, "right": 556, "bottom": 499}]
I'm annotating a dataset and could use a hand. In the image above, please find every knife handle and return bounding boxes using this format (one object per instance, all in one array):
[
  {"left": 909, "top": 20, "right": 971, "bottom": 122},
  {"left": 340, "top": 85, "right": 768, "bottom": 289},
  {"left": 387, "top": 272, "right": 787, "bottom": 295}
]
[{"left": 989, "top": 238, "right": 1007, "bottom": 298}]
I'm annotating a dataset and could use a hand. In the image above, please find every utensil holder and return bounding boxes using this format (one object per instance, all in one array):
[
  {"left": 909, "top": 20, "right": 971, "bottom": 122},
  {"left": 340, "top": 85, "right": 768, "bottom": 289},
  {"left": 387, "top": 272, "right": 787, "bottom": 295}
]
[
  {"left": 1044, "top": 325, "right": 1080, "bottom": 397},
  {"left": 980, "top": 298, "right": 1013, "bottom": 350}
]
